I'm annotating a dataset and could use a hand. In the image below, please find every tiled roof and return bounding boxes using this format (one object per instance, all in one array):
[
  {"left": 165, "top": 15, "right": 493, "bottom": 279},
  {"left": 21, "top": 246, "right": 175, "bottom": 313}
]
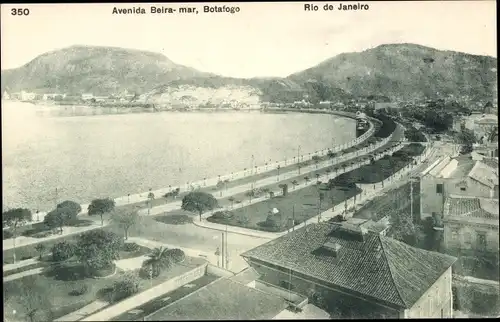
[
  {"left": 481, "top": 158, "right": 499, "bottom": 171},
  {"left": 445, "top": 196, "right": 499, "bottom": 220},
  {"left": 241, "top": 222, "right": 456, "bottom": 309},
  {"left": 468, "top": 161, "right": 498, "bottom": 188}
]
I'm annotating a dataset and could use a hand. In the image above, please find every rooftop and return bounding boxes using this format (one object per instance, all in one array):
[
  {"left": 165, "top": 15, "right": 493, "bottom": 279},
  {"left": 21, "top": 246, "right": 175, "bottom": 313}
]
[
  {"left": 241, "top": 220, "right": 456, "bottom": 309},
  {"left": 444, "top": 195, "right": 499, "bottom": 223},
  {"left": 467, "top": 161, "right": 498, "bottom": 188},
  {"left": 421, "top": 155, "right": 494, "bottom": 181},
  {"left": 145, "top": 278, "right": 287, "bottom": 320}
]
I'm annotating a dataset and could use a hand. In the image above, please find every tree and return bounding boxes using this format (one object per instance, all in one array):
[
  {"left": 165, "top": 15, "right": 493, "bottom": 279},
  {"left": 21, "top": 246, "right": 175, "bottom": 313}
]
[
  {"left": 389, "top": 212, "right": 419, "bottom": 246},
  {"left": 111, "top": 209, "right": 139, "bottom": 240},
  {"left": 316, "top": 173, "right": 320, "bottom": 183},
  {"left": 457, "top": 128, "right": 476, "bottom": 155},
  {"left": 147, "top": 190, "right": 155, "bottom": 209},
  {"left": 56, "top": 200, "right": 82, "bottom": 222},
  {"left": 3, "top": 208, "right": 32, "bottom": 263},
  {"left": 142, "top": 247, "right": 172, "bottom": 278},
  {"left": 327, "top": 150, "right": 336, "bottom": 159},
  {"left": 35, "top": 244, "right": 45, "bottom": 260},
  {"left": 312, "top": 155, "right": 321, "bottom": 169},
  {"left": 228, "top": 196, "right": 235, "bottom": 209},
  {"left": 52, "top": 241, "right": 75, "bottom": 262},
  {"left": 75, "top": 230, "right": 122, "bottom": 275},
  {"left": 88, "top": 198, "right": 116, "bottom": 226},
  {"left": 291, "top": 180, "right": 299, "bottom": 189},
  {"left": 325, "top": 169, "right": 331, "bottom": 179},
  {"left": 111, "top": 272, "right": 140, "bottom": 303},
  {"left": 165, "top": 248, "right": 185, "bottom": 263},
  {"left": 44, "top": 210, "right": 65, "bottom": 234},
  {"left": 7, "top": 276, "right": 51, "bottom": 322},
  {"left": 304, "top": 176, "right": 310, "bottom": 184},
  {"left": 278, "top": 183, "right": 288, "bottom": 196},
  {"left": 319, "top": 192, "right": 325, "bottom": 212},
  {"left": 181, "top": 191, "right": 218, "bottom": 221}
]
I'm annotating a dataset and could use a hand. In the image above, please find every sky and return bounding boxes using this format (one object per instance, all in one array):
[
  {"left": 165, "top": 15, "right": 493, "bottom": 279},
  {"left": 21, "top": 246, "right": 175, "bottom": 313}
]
[{"left": 1, "top": 1, "right": 497, "bottom": 78}]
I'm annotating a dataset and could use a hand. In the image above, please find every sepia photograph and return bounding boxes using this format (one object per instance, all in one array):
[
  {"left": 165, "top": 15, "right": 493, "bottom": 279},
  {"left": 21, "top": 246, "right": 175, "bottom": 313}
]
[{"left": 1, "top": 1, "right": 498, "bottom": 320}]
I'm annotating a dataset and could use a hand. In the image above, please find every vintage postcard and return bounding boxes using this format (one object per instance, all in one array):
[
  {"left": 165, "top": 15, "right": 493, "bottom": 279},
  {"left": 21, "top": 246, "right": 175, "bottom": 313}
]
[{"left": 1, "top": 1, "right": 498, "bottom": 321}]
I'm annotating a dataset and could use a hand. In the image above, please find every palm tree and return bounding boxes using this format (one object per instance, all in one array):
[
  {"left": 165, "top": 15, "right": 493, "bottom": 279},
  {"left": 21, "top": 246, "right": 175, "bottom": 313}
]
[
  {"left": 143, "top": 247, "right": 171, "bottom": 279},
  {"left": 304, "top": 176, "right": 310, "bottom": 185},
  {"left": 325, "top": 169, "right": 331, "bottom": 180},
  {"left": 315, "top": 173, "right": 320, "bottom": 183},
  {"left": 291, "top": 180, "right": 299, "bottom": 189}
]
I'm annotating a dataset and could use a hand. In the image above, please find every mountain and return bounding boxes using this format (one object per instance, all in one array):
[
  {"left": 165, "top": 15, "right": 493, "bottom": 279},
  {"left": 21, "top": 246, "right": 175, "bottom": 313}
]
[
  {"left": 2, "top": 43, "right": 497, "bottom": 102},
  {"left": 288, "top": 43, "right": 497, "bottom": 101},
  {"left": 1, "top": 45, "right": 212, "bottom": 95}
]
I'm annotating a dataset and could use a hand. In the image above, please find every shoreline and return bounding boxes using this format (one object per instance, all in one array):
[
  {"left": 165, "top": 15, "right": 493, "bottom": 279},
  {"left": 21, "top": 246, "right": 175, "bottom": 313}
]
[{"left": 3, "top": 103, "right": 371, "bottom": 214}]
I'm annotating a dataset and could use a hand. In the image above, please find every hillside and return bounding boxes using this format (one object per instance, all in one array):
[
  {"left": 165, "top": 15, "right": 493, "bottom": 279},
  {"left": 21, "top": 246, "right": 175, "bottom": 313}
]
[
  {"left": 1, "top": 45, "right": 212, "bottom": 95},
  {"left": 2, "top": 43, "right": 497, "bottom": 102},
  {"left": 288, "top": 43, "right": 497, "bottom": 101}
]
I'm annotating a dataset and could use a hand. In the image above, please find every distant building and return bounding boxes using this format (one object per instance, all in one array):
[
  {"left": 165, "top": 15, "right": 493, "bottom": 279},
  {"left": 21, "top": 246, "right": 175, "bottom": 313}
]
[
  {"left": 374, "top": 102, "right": 399, "bottom": 114},
  {"left": 93, "top": 96, "right": 108, "bottom": 102},
  {"left": 419, "top": 156, "right": 499, "bottom": 220},
  {"left": 81, "top": 93, "right": 94, "bottom": 101},
  {"left": 20, "top": 91, "right": 36, "bottom": 101},
  {"left": 43, "top": 93, "right": 65, "bottom": 100},
  {"left": 242, "top": 219, "right": 456, "bottom": 319},
  {"left": 2, "top": 91, "right": 10, "bottom": 100}
]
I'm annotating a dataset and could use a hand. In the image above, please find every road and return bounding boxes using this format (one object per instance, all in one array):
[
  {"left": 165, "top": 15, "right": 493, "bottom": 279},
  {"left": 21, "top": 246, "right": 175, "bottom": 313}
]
[{"left": 3, "top": 126, "right": 397, "bottom": 252}]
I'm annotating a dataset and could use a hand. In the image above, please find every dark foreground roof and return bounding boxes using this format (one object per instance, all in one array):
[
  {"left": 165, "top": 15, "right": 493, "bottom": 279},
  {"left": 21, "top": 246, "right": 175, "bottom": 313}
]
[
  {"left": 146, "top": 277, "right": 287, "bottom": 320},
  {"left": 241, "top": 222, "right": 456, "bottom": 309}
]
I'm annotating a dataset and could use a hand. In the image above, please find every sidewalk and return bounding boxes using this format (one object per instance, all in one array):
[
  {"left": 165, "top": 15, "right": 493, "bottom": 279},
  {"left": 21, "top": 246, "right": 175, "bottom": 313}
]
[
  {"left": 54, "top": 300, "right": 109, "bottom": 322},
  {"left": 3, "top": 257, "right": 39, "bottom": 272},
  {"left": 3, "top": 267, "right": 44, "bottom": 282},
  {"left": 454, "top": 274, "right": 500, "bottom": 287}
]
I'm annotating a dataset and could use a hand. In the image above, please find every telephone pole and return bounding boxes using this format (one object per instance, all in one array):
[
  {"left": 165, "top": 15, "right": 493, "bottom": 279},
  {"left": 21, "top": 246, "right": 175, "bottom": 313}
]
[
  {"left": 225, "top": 225, "right": 229, "bottom": 269},
  {"left": 55, "top": 187, "right": 59, "bottom": 208},
  {"left": 221, "top": 232, "right": 225, "bottom": 269}
]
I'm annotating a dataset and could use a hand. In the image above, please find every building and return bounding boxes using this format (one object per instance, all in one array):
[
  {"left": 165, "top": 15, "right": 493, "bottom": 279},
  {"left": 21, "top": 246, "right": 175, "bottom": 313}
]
[
  {"left": 143, "top": 277, "right": 289, "bottom": 321},
  {"left": 20, "top": 90, "right": 36, "bottom": 101},
  {"left": 43, "top": 93, "right": 66, "bottom": 100},
  {"left": 443, "top": 195, "right": 499, "bottom": 255},
  {"left": 419, "top": 155, "right": 499, "bottom": 220},
  {"left": 374, "top": 102, "right": 399, "bottom": 114},
  {"left": 241, "top": 219, "right": 457, "bottom": 319},
  {"left": 81, "top": 93, "right": 94, "bottom": 101},
  {"left": 2, "top": 91, "right": 10, "bottom": 100}
]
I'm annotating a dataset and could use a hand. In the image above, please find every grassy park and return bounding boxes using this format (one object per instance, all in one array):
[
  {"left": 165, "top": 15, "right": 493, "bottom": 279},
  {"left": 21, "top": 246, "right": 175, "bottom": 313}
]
[
  {"left": 207, "top": 183, "right": 361, "bottom": 232},
  {"left": 3, "top": 235, "right": 201, "bottom": 322}
]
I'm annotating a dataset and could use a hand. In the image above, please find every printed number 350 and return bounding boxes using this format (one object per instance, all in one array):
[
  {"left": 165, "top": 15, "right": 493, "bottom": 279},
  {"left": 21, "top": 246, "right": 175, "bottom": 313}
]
[{"left": 11, "top": 8, "right": 30, "bottom": 16}]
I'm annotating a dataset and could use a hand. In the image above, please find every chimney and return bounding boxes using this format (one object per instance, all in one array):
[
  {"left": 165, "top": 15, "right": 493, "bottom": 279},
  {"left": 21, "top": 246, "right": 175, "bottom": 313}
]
[{"left": 322, "top": 241, "right": 343, "bottom": 257}]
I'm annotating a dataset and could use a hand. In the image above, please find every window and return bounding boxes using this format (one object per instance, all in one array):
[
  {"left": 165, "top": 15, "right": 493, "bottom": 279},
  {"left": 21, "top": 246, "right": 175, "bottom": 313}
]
[
  {"left": 436, "top": 184, "right": 444, "bottom": 194},
  {"left": 463, "top": 232, "right": 473, "bottom": 247},
  {"left": 477, "top": 232, "right": 487, "bottom": 249}
]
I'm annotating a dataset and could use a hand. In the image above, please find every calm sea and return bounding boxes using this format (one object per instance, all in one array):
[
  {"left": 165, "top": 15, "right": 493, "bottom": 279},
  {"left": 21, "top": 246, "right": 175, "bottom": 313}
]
[{"left": 2, "top": 102, "right": 355, "bottom": 211}]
